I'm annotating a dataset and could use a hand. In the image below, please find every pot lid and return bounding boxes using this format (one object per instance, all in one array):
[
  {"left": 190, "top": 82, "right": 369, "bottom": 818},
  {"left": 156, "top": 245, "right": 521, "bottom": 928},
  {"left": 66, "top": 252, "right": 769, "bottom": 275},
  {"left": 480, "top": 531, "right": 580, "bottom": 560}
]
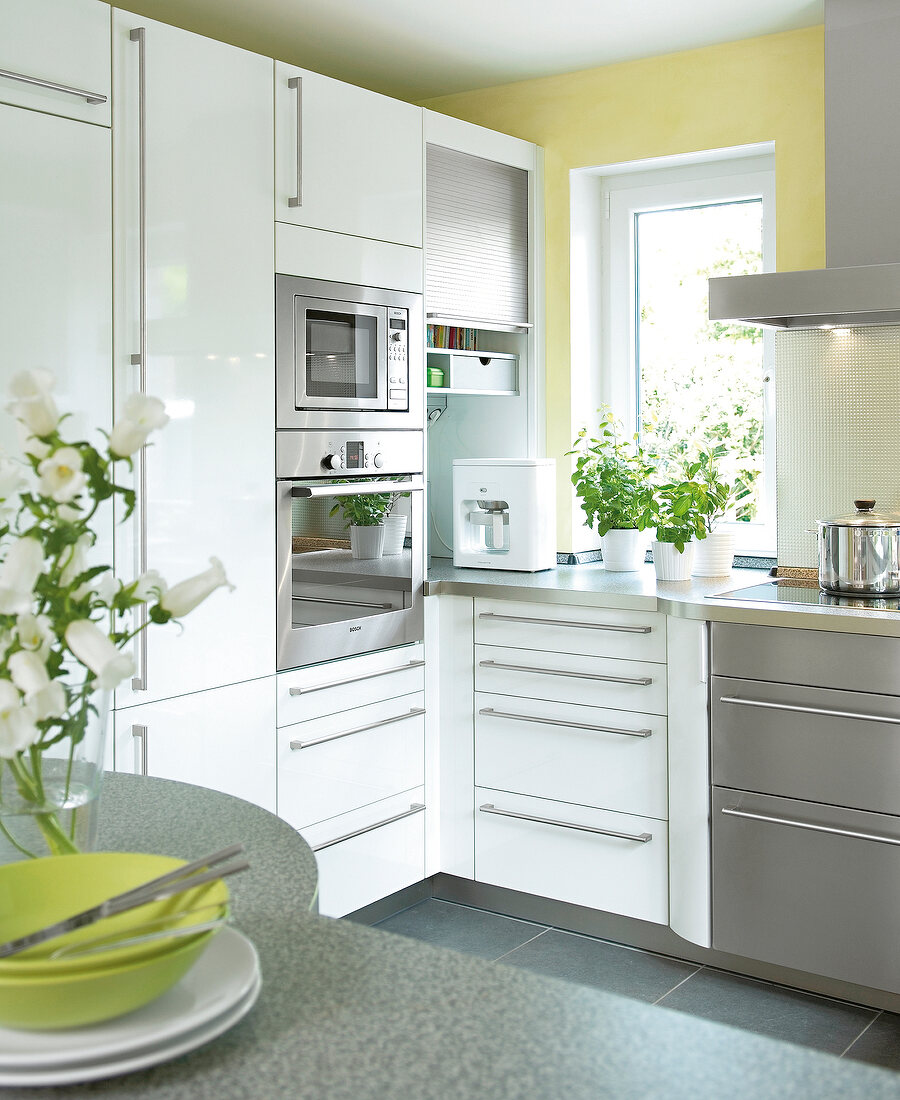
[{"left": 818, "top": 500, "right": 900, "bottom": 528}]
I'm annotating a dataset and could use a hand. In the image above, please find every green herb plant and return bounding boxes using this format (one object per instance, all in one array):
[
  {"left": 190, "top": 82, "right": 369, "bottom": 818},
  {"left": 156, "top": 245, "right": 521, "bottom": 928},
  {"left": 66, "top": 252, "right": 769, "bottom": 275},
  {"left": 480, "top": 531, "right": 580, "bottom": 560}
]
[
  {"left": 568, "top": 409, "right": 655, "bottom": 536},
  {"left": 329, "top": 484, "right": 392, "bottom": 528},
  {"left": 652, "top": 459, "right": 717, "bottom": 552}
]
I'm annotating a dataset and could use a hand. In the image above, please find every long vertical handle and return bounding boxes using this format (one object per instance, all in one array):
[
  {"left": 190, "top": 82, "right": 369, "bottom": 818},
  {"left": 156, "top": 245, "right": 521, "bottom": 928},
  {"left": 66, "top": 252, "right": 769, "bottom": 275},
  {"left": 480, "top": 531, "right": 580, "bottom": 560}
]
[
  {"left": 129, "top": 28, "right": 149, "bottom": 692},
  {"left": 288, "top": 76, "right": 302, "bottom": 208},
  {"left": 132, "top": 725, "right": 148, "bottom": 776}
]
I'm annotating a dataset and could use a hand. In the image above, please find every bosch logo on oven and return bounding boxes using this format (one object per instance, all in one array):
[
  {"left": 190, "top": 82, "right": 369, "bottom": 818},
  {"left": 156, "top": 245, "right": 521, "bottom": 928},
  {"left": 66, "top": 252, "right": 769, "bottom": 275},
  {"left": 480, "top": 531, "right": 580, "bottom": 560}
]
[{"left": 349, "top": 626, "right": 361, "bottom": 633}]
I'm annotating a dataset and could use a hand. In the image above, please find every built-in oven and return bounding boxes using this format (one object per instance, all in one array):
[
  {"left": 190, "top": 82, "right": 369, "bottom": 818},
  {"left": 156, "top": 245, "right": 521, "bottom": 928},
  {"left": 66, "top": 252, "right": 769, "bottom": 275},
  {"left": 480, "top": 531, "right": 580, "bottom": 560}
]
[
  {"left": 277, "top": 430, "right": 425, "bottom": 670},
  {"left": 276, "top": 275, "right": 424, "bottom": 430}
]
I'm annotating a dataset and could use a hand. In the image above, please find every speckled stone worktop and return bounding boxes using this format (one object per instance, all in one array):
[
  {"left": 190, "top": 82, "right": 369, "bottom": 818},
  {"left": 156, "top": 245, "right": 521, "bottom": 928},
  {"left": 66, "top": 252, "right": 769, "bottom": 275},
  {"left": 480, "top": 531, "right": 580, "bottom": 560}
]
[
  {"left": 34, "top": 773, "right": 900, "bottom": 1099},
  {"left": 426, "top": 559, "right": 900, "bottom": 637}
]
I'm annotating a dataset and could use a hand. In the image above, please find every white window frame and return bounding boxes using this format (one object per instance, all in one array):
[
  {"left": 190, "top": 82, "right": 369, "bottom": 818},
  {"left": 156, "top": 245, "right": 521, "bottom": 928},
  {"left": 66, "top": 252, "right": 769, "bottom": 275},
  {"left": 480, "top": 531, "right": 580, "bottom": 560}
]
[{"left": 599, "top": 152, "right": 776, "bottom": 557}]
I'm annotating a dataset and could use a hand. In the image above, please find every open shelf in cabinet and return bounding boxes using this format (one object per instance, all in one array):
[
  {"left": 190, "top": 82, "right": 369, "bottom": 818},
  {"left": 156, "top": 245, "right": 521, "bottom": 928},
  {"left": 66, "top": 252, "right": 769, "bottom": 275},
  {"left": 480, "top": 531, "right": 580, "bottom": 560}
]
[{"left": 426, "top": 348, "right": 519, "bottom": 396}]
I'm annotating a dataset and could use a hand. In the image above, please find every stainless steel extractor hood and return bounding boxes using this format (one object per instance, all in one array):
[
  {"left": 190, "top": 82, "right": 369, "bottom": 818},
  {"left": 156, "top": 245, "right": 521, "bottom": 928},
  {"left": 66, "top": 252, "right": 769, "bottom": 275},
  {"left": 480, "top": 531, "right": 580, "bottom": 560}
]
[{"left": 709, "top": 0, "right": 900, "bottom": 329}]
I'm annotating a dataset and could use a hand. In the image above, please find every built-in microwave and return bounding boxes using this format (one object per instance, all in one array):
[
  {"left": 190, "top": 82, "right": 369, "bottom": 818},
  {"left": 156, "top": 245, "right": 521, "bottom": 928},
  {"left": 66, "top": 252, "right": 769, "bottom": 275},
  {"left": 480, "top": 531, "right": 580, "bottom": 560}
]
[{"left": 276, "top": 275, "right": 424, "bottom": 430}]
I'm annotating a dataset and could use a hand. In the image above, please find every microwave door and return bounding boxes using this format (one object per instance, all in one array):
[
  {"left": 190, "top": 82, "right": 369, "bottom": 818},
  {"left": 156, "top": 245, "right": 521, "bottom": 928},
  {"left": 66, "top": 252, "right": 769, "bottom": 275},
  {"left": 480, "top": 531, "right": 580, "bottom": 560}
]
[{"left": 295, "top": 297, "right": 388, "bottom": 411}]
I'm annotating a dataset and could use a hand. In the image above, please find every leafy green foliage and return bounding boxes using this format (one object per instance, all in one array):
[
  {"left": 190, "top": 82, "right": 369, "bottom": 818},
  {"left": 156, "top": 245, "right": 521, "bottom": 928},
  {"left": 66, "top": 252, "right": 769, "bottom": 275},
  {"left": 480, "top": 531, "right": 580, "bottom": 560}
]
[{"left": 568, "top": 409, "right": 655, "bottom": 536}]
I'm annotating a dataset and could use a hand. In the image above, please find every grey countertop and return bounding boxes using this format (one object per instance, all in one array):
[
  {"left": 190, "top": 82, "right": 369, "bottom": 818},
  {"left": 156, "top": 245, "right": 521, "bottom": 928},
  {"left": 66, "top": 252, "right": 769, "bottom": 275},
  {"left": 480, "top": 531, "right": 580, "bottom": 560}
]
[
  {"left": 426, "top": 558, "right": 900, "bottom": 636},
  {"left": 36, "top": 773, "right": 900, "bottom": 1099}
]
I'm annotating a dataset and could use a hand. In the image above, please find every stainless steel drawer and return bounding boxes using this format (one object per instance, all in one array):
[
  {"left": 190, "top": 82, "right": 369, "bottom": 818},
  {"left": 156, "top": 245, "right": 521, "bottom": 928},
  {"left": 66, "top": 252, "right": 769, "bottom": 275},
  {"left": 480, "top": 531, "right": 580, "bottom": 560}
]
[
  {"left": 711, "top": 621, "right": 900, "bottom": 694},
  {"left": 712, "top": 675, "right": 900, "bottom": 816},
  {"left": 712, "top": 787, "right": 900, "bottom": 993}
]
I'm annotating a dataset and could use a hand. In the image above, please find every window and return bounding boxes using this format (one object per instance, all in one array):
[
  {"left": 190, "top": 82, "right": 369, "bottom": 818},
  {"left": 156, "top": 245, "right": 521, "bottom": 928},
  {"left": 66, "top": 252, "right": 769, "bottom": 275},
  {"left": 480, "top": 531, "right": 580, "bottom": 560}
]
[{"left": 598, "top": 152, "right": 775, "bottom": 555}]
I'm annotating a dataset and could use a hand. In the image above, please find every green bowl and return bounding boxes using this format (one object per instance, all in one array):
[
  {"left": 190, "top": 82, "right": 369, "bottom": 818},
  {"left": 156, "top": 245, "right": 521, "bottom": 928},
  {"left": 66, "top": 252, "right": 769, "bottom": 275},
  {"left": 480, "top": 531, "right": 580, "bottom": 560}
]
[{"left": 0, "top": 852, "right": 228, "bottom": 1029}]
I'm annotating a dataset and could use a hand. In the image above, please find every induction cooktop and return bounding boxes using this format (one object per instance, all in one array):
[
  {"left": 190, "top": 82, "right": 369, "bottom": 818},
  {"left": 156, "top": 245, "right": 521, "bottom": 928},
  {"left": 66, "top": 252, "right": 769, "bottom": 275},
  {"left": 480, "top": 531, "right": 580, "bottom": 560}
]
[{"left": 711, "top": 579, "right": 900, "bottom": 612}]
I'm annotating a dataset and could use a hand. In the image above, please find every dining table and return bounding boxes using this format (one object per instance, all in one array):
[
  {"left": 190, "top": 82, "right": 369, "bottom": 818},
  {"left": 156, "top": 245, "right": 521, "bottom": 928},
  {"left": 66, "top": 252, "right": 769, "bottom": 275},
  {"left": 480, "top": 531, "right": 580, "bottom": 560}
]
[{"left": 16, "top": 772, "right": 900, "bottom": 1099}]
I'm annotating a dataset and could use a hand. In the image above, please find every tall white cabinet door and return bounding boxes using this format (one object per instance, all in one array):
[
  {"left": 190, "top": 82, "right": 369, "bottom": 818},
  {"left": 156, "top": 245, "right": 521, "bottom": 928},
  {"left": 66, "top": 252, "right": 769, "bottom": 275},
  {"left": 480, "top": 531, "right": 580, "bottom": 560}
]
[
  {"left": 113, "top": 14, "right": 275, "bottom": 708},
  {"left": 275, "top": 62, "right": 423, "bottom": 247},
  {"left": 113, "top": 678, "right": 276, "bottom": 813},
  {"left": 0, "top": 0, "right": 111, "bottom": 125},
  {"left": 0, "top": 103, "right": 112, "bottom": 558}
]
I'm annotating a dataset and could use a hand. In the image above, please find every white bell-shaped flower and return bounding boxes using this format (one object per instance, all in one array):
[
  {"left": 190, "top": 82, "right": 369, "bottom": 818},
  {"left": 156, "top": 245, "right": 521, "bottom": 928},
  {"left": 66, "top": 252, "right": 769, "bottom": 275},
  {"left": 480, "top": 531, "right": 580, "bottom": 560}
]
[
  {"left": 7, "top": 370, "right": 60, "bottom": 438},
  {"left": 37, "top": 446, "right": 87, "bottom": 504},
  {"left": 0, "top": 680, "right": 39, "bottom": 758},
  {"left": 109, "top": 394, "right": 170, "bottom": 458},
  {"left": 8, "top": 650, "right": 66, "bottom": 720},
  {"left": 160, "top": 557, "right": 234, "bottom": 617},
  {"left": 0, "top": 537, "right": 43, "bottom": 615},
  {"left": 65, "top": 619, "right": 135, "bottom": 691}
]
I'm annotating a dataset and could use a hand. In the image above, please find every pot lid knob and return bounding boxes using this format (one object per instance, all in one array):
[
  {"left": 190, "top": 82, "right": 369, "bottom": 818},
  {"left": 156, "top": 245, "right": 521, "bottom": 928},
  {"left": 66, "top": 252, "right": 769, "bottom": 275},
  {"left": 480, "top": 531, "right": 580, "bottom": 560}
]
[{"left": 855, "top": 499, "right": 876, "bottom": 511}]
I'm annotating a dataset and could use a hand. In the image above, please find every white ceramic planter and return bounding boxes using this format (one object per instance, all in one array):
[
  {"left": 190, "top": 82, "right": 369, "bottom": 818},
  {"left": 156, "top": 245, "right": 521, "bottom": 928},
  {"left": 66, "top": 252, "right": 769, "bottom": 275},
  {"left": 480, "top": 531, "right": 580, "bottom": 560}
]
[
  {"left": 600, "top": 529, "right": 647, "bottom": 572},
  {"left": 652, "top": 540, "right": 695, "bottom": 581},
  {"left": 350, "top": 525, "right": 385, "bottom": 559},
  {"left": 692, "top": 528, "right": 736, "bottom": 577},
  {"left": 381, "top": 514, "right": 408, "bottom": 555}
]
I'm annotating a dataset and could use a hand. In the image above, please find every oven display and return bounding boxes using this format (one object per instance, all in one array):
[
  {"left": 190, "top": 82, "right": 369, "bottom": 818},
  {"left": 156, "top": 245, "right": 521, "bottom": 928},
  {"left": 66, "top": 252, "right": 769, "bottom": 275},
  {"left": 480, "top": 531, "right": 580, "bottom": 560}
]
[{"left": 345, "top": 441, "right": 364, "bottom": 469}]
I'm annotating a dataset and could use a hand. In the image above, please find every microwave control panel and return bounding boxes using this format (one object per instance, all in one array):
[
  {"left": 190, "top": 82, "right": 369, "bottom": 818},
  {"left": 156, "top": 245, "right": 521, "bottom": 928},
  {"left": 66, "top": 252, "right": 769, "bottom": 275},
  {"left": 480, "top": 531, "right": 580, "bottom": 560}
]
[{"left": 386, "top": 308, "right": 409, "bottom": 411}]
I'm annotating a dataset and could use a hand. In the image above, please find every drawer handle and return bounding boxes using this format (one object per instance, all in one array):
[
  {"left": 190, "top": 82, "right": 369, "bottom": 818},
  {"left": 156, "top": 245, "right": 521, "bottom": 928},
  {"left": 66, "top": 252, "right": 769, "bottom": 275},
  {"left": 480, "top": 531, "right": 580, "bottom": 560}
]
[
  {"left": 478, "top": 707, "right": 651, "bottom": 739},
  {"left": 0, "top": 67, "right": 107, "bottom": 105},
  {"left": 478, "top": 659, "right": 652, "bottom": 687},
  {"left": 288, "top": 659, "right": 425, "bottom": 695},
  {"left": 311, "top": 803, "right": 424, "bottom": 852},
  {"left": 721, "top": 806, "right": 900, "bottom": 848},
  {"left": 719, "top": 695, "right": 900, "bottom": 726},
  {"left": 292, "top": 594, "right": 395, "bottom": 611},
  {"left": 479, "top": 803, "right": 651, "bottom": 843},
  {"left": 479, "top": 612, "right": 652, "bottom": 634},
  {"left": 290, "top": 707, "right": 425, "bottom": 749}
]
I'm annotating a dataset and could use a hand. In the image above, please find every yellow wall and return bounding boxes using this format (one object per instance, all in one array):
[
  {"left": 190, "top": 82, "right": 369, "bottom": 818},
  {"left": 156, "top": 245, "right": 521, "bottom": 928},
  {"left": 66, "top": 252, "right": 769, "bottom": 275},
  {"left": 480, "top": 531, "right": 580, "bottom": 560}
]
[{"left": 422, "top": 27, "right": 825, "bottom": 551}]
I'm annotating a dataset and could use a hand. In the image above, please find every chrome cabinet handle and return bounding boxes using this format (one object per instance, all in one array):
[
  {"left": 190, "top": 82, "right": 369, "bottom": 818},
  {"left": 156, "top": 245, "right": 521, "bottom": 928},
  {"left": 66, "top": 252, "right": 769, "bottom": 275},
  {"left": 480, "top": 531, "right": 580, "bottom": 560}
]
[
  {"left": 290, "top": 707, "right": 425, "bottom": 750},
  {"left": 131, "top": 724, "right": 148, "bottom": 776},
  {"left": 479, "top": 803, "right": 651, "bottom": 843},
  {"left": 719, "top": 695, "right": 900, "bottom": 726},
  {"left": 0, "top": 67, "right": 107, "bottom": 104},
  {"left": 288, "top": 659, "right": 424, "bottom": 696},
  {"left": 290, "top": 478, "right": 425, "bottom": 499},
  {"left": 129, "top": 27, "right": 149, "bottom": 693},
  {"left": 721, "top": 806, "right": 900, "bottom": 848},
  {"left": 287, "top": 75, "right": 302, "bottom": 208},
  {"left": 312, "top": 803, "right": 424, "bottom": 852},
  {"left": 478, "top": 707, "right": 651, "bottom": 738},
  {"left": 479, "top": 612, "right": 652, "bottom": 634},
  {"left": 292, "top": 594, "right": 394, "bottom": 611},
  {"left": 478, "top": 659, "right": 652, "bottom": 687}
]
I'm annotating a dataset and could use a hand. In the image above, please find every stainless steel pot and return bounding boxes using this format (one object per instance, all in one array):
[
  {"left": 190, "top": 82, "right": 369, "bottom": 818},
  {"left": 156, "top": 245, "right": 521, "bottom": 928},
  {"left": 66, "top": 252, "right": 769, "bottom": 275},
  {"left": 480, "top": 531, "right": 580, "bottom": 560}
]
[{"left": 817, "top": 499, "right": 900, "bottom": 595}]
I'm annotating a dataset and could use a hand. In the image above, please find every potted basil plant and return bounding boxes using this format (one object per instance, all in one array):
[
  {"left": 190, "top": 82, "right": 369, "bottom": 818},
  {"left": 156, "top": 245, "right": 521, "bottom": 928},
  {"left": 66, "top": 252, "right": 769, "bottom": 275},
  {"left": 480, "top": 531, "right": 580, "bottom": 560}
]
[
  {"left": 569, "top": 410, "right": 655, "bottom": 571},
  {"left": 329, "top": 486, "right": 393, "bottom": 559},
  {"left": 650, "top": 461, "right": 711, "bottom": 580},
  {"left": 690, "top": 448, "right": 737, "bottom": 577}
]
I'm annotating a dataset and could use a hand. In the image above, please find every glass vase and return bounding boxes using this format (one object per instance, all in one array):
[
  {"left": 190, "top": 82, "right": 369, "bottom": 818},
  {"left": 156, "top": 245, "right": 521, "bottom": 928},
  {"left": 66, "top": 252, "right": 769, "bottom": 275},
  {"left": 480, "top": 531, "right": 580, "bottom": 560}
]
[{"left": 0, "top": 691, "right": 110, "bottom": 864}]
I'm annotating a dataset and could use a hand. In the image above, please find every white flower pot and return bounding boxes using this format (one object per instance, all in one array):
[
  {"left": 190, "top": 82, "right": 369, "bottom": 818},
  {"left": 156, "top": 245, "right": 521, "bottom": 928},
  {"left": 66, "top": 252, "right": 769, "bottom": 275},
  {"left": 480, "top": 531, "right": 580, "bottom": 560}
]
[
  {"left": 600, "top": 528, "right": 647, "bottom": 572},
  {"left": 349, "top": 524, "right": 385, "bottom": 559},
  {"left": 381, "top": 514, "right": 408, "bottom": 555},
  {"left": 692, "top": 528, "right": 736, "bottom": 577},
  {"left": 652, "top": 540, "right": 695, "bottom": 581}
]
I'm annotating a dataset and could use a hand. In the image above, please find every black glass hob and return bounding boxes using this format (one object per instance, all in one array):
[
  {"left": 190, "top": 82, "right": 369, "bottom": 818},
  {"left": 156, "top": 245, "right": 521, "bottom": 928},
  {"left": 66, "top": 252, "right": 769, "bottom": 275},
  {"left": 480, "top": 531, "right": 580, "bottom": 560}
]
[{"left": 711, "top": 579, "right": 900, "bottom": 612}]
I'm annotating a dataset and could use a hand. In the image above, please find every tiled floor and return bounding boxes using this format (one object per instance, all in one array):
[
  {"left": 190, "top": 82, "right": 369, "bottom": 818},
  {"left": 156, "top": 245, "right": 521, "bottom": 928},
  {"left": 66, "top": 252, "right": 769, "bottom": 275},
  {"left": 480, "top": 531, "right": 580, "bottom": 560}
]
[{"left": 372, "top": 899, "right": 900, "bottom": 1071}]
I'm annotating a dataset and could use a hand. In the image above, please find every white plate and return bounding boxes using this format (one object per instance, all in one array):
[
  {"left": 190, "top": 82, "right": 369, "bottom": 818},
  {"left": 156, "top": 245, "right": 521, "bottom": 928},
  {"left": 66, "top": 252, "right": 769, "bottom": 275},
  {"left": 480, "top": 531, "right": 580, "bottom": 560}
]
[
  {"left": 0, "top": 927, "right": 259, "bottom": 1070},
  {"left": 0, "top": 971, "right": 261, "bottom": 1087}
]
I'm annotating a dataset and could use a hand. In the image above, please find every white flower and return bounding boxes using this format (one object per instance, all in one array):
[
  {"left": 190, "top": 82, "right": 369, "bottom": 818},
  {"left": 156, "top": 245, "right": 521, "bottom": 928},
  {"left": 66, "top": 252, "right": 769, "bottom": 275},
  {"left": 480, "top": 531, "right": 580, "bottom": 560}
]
[
  {"left": 65, "top": 619, "right": 135, "bottom": 691},
  {"left": 0, "top": 537, "right": 43, "bottom": 615},
  {"left": 15, "top": 613, "right": 53, "bottom": 658},
  {"left": 0, "top": 454, "right": 25, "bottom": 500},
  {"left": 109, "top": 395, "right": 170, "bottom": 458},
  {"left": 92, "top": 572, "right": 120, "bottom": 606},
  {"left": 132, "top": 569, "right": 167, "bottom": 603},
  {"left": 7, "top": 370, "right": 59, "bottom": 438},
  {"left": 8, "top": 651, "right": 66, "bottom": 721},
  {"left": 0, "top": 680, "right": 39, "bottom": 758},
  {"left": 60, "top": 533, "right": 92, "bottom": 587},
  {"left": 37, "top": 447, "right": 87, "bottom": 504},
  {"left": 160, "top": 557, "right": 234, "bottom": 618}
]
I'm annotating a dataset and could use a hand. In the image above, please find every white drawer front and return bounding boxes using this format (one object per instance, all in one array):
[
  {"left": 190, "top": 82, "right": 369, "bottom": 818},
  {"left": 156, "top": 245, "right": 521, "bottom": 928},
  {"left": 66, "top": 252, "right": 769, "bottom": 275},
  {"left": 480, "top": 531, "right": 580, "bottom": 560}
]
[
  {"left": 475, "top": 599, "right": 665, "bottom": 663},
  {"left": 475, "top": 644, "right": 667, "bottom": 715},
  {"left": 303, "top": 790, "right": 425, "bottom": 918},
  {"left": 475, "top": 788, "right": 668, "bottom": 924},
  {"left": 277, "top": 643, "right": 424, "bottom": 726},
  {"left": 278, "top": 692, "right": 425, "bottom": 830},
  {"left": 475, "top": 692, "right": 668, "bottom": 819}
]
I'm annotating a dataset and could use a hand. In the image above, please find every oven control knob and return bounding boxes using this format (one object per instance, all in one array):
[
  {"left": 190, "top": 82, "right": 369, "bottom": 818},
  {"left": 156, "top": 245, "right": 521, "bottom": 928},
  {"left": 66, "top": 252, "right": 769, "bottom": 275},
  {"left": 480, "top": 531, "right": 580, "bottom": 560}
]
[
  {"left": 322, "top": 454, "right": 341, "bottom": 470},
  {"left": 373, "top": 453, "right": 384, "bottom": 468}
]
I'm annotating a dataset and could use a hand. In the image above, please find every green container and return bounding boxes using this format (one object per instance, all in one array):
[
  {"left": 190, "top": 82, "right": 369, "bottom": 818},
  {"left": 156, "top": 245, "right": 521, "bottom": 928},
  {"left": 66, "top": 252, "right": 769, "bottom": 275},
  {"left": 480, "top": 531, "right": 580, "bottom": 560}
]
[{"left": 427, "top": 366, "right": 445, "bottom": 388}]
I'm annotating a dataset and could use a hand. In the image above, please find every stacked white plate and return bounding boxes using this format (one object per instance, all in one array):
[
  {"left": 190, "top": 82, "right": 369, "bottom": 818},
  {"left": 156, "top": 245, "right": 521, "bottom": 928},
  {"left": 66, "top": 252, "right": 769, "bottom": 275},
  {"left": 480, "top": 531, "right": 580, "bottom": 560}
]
[{"left": 0, "top": 927, "right": 260, "bottom": 1087}]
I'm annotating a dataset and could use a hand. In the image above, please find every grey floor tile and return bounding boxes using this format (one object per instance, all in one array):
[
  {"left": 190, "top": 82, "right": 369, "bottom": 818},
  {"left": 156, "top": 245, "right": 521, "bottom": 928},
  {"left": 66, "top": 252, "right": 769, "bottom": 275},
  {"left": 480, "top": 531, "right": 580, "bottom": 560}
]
[
  {"left": 657, "top": 967, "right": 877, "bottom": 1055},
  {"left": 844, "top": 1012, "right": 900, "bottom": 1070},
  {"left": 499, "top": 929, "right": 699, "bottom": 1003},
  {"left": 374, "top": 899, "right": 545, "bottom": 960}
]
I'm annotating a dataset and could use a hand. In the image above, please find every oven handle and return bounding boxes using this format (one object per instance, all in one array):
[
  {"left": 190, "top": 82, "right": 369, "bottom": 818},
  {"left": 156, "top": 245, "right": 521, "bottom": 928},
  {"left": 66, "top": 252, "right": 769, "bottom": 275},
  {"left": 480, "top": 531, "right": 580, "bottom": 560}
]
[{"left": 290, "top": 478, "right": 425, "bottom": 499}]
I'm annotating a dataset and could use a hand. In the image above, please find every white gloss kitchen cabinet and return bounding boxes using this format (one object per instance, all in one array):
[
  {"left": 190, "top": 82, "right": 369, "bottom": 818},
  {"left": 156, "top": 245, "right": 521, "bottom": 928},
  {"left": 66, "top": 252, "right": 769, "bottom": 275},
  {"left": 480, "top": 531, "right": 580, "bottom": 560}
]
[
  {"left": 111, "top": 12, "right": 275, "bottom": 708},
  {"left": 112, "top": 678, "right": 276, "bottom": 812},
  {"left": 274, "top": 61, "right": 423, "bottom": 247}
]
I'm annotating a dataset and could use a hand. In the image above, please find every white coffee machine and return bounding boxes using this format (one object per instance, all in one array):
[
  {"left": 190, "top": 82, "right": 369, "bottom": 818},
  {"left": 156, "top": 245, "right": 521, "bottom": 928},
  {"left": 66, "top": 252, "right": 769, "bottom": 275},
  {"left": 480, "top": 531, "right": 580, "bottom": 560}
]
[{"left": 452, "top": 459, "right": 556, "bottom": 572}]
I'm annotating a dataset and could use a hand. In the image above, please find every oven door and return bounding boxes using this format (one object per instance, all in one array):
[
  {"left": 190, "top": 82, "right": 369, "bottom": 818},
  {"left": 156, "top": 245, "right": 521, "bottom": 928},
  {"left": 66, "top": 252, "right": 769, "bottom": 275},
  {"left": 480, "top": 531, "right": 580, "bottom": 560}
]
[
  {"left": 277, "top": 475, "right": 425, "bottom": 670},
  {"left": 295, "top": 296, "right": 388, "bottom": 412}
]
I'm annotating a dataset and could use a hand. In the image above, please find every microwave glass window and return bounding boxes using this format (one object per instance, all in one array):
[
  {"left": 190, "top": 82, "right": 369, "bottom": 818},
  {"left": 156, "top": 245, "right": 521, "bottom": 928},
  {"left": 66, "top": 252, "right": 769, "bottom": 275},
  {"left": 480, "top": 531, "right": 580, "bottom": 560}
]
[
  {"left": 305, "top": 311, "right": 377, "bottom": 399},
  {"left": 289, "top": 485, "right": 413, "bottom": 627}
]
